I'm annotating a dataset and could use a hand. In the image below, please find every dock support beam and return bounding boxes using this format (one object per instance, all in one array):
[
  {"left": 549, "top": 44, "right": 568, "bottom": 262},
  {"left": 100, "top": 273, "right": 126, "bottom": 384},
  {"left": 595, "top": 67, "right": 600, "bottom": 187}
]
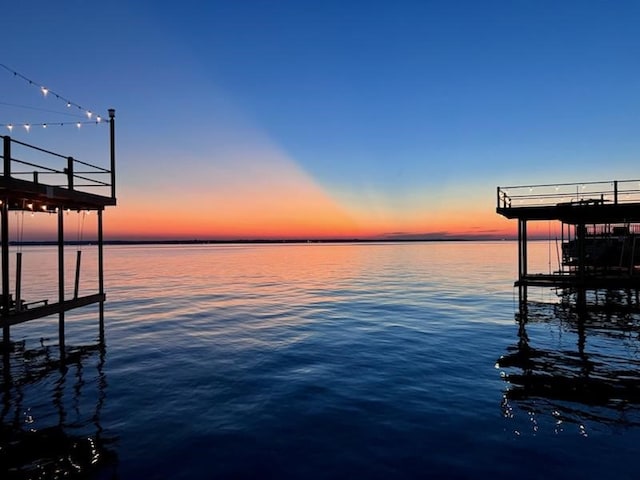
[
  {"left": 517, "top": 219, "right": 528, "bottom": 306},
  {"left": 109, "top": 109, "right": 116, "bottom": 200},
  {"left": 2, "top": 137, "right": 11, "bottom": 352},
  {"left": 98, "top": 209, "right": 105, "bottom": 342},
  {"left": 58, "top": 208, "right": 65, "bottom": 359},
  {"left": 2, "top": 197, "right": 9, "bottom": 351}
]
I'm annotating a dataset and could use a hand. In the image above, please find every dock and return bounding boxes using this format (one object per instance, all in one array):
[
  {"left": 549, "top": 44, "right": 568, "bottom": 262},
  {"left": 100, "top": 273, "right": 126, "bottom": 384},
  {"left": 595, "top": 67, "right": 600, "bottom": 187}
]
[
  {"left": 496, "top": 179, "right": 640, "bottom": 297},
  {"left": 0, "top": 110, "right": 117, "bottom": 357},
  {"left": 496, "top": 180, "right": 640, "bottom": 428}
]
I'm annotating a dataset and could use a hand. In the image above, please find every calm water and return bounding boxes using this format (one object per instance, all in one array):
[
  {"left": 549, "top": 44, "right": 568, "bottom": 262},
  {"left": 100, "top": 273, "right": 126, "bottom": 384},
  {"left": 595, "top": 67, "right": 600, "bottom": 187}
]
[{"left": 2, "top": 242, "right": 640, "bottom": 479}]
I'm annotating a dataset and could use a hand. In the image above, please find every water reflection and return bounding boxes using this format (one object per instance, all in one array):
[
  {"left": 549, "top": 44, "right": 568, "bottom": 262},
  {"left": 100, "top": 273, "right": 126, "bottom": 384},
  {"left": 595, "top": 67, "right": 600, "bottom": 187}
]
[
  {"left": 497, "top": 288, "right": 640, "bottom": 435},
  {"left": 0, "top": 340, "right": 117, "bottom": 478}
]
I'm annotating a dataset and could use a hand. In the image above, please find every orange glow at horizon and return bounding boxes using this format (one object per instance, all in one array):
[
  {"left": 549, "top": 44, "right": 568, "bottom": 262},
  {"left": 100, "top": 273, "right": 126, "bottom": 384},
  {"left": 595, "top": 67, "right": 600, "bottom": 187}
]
[{"left": 13, "top": 132, "right": 529, "bottom": 241}]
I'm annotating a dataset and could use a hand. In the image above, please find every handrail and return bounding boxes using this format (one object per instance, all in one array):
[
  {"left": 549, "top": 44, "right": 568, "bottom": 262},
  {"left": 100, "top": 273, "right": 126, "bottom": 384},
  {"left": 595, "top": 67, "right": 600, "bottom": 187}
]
[
  {"left": 0, "top": 134, "right": 113, "bottom": 197},
  {"left": 497, "top": 179, "right": 640, "bottom": 209},
  {"left": 2, "top": 135, "right": 68, "bottom": 159}
]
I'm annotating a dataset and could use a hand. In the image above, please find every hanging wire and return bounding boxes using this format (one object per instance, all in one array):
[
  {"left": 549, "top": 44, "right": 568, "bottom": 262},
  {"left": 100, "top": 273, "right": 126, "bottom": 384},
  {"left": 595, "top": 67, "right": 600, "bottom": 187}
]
[
  {"left": 77, "top": 210, "right": 88, "bottom": 248},
  {"left": 0, "top": 63, "right": 105, "bottom": 120},
  {"left": 0, "top": 101, "right": 88, "bottom": 118},
  {"left": 15, "top": 210, "right": 25, "bottom": 253}
]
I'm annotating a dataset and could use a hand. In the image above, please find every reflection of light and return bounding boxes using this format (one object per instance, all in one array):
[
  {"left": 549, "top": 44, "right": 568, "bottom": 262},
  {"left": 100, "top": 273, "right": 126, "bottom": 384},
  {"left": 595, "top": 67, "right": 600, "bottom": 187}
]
[{"left": 41, "top": 86, "right": 48, "bottom": 96}]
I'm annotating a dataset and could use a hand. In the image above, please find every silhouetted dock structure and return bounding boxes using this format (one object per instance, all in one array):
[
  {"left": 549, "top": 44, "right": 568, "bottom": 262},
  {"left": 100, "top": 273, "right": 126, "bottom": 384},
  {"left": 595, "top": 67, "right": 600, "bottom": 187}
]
[
  {"left": 0, "top": 110, "right": 116, "bottom": 357},
  {"left": 495, "top": 180, "right": 640, "bottom": 434},
  {"left": 497, "top": 180, "right": 640, "bottom": 299}
]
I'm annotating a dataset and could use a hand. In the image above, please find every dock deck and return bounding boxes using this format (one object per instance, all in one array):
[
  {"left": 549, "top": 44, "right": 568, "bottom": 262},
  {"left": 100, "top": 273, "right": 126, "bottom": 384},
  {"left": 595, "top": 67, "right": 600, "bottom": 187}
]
[
  {"left": 1, "top": 110, "right": 116, "bottom": 355},
  {"left": 496, "top": 179, "right": 640, "bottom": 293}
]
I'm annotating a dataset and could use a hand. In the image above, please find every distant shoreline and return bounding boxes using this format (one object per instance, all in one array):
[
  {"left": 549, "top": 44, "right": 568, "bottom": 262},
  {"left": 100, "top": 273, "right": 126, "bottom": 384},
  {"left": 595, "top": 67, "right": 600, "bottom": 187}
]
[{"left": 6, "top": 238, "right": 516, "bottom": 247}]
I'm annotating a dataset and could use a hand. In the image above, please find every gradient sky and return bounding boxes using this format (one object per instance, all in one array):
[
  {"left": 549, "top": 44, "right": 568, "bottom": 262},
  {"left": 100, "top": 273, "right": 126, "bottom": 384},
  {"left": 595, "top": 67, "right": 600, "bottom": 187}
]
[{"left": 2, "top": 0, "right": 639, "bottom": 240}]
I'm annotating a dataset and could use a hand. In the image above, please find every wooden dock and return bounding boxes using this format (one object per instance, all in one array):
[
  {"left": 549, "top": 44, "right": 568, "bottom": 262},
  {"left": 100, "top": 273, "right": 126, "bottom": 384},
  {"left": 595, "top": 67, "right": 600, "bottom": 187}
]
[
  {"left": 1, "top": 109, "right": 116, "bottom": 357},
  {"left": 496, "top": 179, "right": 640, "bottom": 296}
]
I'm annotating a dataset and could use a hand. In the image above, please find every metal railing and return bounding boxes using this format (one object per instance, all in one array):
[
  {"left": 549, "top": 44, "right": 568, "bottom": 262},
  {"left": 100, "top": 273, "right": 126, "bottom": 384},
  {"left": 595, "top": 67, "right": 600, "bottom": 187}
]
[
  {"left": 0, "top": 134, "right": 115, "bottom": 198},
  {"left": 497, "top": 180, "right": 640, "bottom": 209}
]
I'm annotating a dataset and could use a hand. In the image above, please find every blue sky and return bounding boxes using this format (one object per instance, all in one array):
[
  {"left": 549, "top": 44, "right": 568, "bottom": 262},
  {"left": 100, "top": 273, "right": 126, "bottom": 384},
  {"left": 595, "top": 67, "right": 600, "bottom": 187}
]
[{"left": 2, "top": 1, "right": 639, "bottom": 239}]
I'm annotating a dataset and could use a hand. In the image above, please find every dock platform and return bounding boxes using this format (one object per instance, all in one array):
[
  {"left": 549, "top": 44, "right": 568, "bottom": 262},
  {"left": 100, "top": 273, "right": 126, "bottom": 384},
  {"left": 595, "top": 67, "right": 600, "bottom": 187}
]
[
  {"left": 1, "top": 109, "right": 116, "bottom": 357},
  {"left": 496, "top": 179, "right": 640, "bottom": 295}
]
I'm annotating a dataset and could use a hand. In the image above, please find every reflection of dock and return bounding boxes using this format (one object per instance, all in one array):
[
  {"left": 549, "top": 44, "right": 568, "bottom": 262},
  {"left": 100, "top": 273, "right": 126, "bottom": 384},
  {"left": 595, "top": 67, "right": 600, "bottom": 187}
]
[
  {"left": 0, "top": 339, "right": 117, "bottom": 477},
  {"left": 497, "top": 290, "right": 640, "bottom": 434},
  {"left": 1, "top": 111, "right": 117, "bottom": 357}
]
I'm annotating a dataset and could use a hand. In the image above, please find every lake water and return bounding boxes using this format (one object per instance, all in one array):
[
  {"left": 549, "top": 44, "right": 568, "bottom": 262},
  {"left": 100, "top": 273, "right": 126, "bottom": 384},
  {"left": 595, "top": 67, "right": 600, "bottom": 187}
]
[{"left": 2, "top": 241, "right": 640, "bottom": 479}]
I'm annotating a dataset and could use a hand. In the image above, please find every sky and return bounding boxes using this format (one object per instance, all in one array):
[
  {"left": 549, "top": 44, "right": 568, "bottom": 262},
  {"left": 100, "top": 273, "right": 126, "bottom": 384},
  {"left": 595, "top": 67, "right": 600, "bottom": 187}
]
[{"left": 1, "top": 0, "right": 639, "bottom": 240}]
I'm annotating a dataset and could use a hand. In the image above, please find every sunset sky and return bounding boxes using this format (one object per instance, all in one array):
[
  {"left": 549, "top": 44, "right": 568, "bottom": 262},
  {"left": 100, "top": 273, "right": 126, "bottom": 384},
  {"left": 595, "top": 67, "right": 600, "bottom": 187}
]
[{"left": 2, "top": 1, "right": 639, "bottom": 240}]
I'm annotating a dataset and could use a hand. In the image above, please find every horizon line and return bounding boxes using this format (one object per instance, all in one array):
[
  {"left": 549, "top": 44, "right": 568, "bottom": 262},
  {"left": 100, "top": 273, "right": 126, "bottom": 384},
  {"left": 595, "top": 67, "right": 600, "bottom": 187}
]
[{"left": 7, "top": 237, "right": 527, "bottom": 246}]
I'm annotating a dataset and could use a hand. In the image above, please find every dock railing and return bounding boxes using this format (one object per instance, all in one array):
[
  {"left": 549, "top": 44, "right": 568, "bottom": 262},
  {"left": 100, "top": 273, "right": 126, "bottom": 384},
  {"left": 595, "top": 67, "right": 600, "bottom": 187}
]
[
  {"left": 497, "top": 180, "right": 640, "bottom": 209},
  {"left": 1, "top": 135, "right": 114, "bottom": 199}
]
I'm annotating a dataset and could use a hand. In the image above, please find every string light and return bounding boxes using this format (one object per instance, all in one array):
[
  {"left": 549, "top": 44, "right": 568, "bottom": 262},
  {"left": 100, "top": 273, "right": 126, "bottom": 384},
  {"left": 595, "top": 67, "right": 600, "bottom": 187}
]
[
  {"left": 1, "top": 120, "right": 105, "bottom": 131},
  {"left": 0, "top": 63, "right": 106, "bottom": 123}
]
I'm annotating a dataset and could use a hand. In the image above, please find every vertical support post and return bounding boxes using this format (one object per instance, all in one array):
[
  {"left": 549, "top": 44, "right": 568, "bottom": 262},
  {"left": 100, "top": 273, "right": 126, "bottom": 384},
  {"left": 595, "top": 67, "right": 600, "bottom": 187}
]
[
  {"left": 517, "top": 219, "right": 528, "bottom": 307},
  {"left": 577, "top": 223, "right": 586, "bottom": 286},
  {"left": 74, "top": 250, "right": 82, "bottom": 299},
  {"left": 561, "top": 222, "right": 565, "bottom": 273},
  {"left": 67, "top": 157, "right": 74, "bottom": 190},
  {"left": 1, "top": 198, "right": 10, "bottom": 351},
  {"left": 3, "top": 136, "right": 11, "bottom": 177},
  {"left": 109, "top": 109, "right": 116, "bottom": 200},
  {"left": 58, "top": 207, "right": 65, "bottom": 359},
  {"left": 517, "top": 219, "right": 523, "bottom": 282},
  {"left": 15, "top": 252, "right": 22, "bottom": 312},
  {"left": 2, "top": 140, "right": 11, "bottom": 353},
  {"left": 614, "top": 180, "right": 618, "bottom": 205},
  {"left": 98, "top": 208, "right": 105, "bottom": 341},
  {"left": 518, "top": 219, "right": 528, "bottom": 278},
  {"left": 522, "top": 220, "right": 528, "bottom": 279}
]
